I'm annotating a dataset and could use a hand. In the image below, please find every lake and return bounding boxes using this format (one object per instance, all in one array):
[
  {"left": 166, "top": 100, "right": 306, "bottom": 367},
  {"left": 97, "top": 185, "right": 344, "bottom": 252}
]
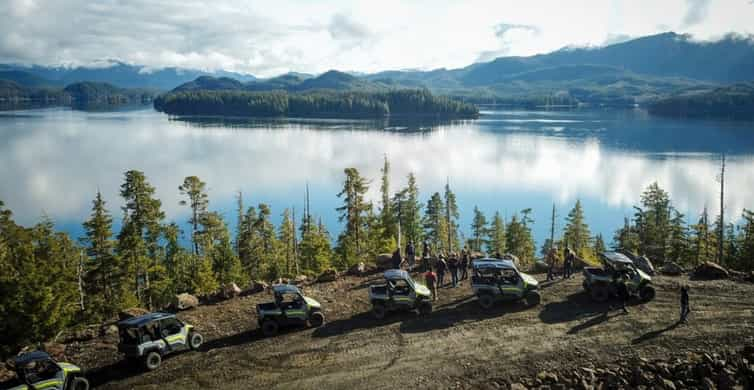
[{"left": 1, "top": 106, "right": 753, "bottom": 252}]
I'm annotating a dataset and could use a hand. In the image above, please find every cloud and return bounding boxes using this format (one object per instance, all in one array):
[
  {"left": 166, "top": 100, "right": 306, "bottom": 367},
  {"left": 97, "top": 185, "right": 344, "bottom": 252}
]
[
  {"left": 603, "top": 33, "right": 633, "bottom": 46},
  {"left": 494, "top": 23, "right": 541, "bottom": 38},
  {"left": 682, "top": 0, "right": 711, "bottom": 27}
]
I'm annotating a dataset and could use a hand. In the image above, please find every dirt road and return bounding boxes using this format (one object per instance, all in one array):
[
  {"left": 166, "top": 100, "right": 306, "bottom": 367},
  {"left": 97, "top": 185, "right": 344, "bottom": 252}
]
[{"left": 68, "top": 272, "right": 754, "bottom": 389}]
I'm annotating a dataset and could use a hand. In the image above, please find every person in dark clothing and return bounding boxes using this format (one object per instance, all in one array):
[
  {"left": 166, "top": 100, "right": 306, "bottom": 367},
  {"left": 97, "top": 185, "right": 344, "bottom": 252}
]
[
  {"left": 436, "top": 255, "right": 447, "bottom": 287},
  {"left": 563, "top": 248, "right": 574, "bottom": 279},
  {"left": 613, "top": 269, "right": 630, "bottom": 314},
  {"left": 546, "top": 247, "right": 559, "bottom": 281},
  {"left": 448, "top": 253, "right": 459, "bottom": 287},
  {"left": 495, "top": 251, "right": 502, "bottom": 260},
  {"left": 391, "top": 248, "right": 402, "bottom": 270},
  {"left": 406, "top": 241, "right": 416, "bottom": 270},
  {"left": 460, "top": 249, "right": 469, "bottom": 280},
  {"left": 680, "top": 285, "right": 690, "bottom": 323},
  {"left": 422, "top": 240, "right": 431, "bottom": 271}
]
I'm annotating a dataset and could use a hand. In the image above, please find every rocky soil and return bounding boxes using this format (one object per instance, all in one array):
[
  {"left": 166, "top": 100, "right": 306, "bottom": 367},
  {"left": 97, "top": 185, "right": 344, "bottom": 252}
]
[{"left": 3, "top": 271, "right": 754, "bottom": 389}]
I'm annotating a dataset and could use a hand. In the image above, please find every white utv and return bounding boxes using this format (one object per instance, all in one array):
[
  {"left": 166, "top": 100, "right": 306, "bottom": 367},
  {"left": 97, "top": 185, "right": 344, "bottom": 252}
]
[
  {"left": 471, "top": 258, "right": 541, "bottom": 309},
  {"left": 582, "top": 252, "right": 655, "bottom": 303},
  {"left": 368, "top": 269, "right": 432, "bottom": 319},
  {"left": 256, "top": 284, "right": 325, "bottom": 337},
  {"left": 117, "top": 312, "right": 203, "bottom": 371}
]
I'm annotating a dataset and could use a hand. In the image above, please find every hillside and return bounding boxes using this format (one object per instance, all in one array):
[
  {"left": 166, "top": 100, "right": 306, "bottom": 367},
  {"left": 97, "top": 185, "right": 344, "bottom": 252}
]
[
  {"left": 648, "top": 82, "right": 754, "bottom": 120},
  {"left": 16, "top": 272, "right": 754, "bottom": 389}
]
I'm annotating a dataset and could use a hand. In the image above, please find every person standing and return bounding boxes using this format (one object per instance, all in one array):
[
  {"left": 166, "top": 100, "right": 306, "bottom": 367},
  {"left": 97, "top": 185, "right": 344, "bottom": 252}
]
[
  {"left": 460, "top": 248, "right": 469, "bottom": 280},
  {"left": 424, "top": 267, "right": 438, "bottom": 301},
  {"left": 448, "top": 252, "right": 459, "bottom": 287},
  {"left": 391, "top": 248, "right": 402, "bottom": 270},
  {"left": 406, "top": 241, "right": 416, "bottom": 271},
  {"left": 546, "top": 247, "right": 559, "bottom": 281},
  {"left": 563, "top": 248, "right": 574, "bottom": 279},
  {"left": 680, "top": 285, "right": 690, "bottom": 323},
  {"left": 436, "top": 255, "right": 447, "bottom": 287},
  {"left": 613, "top": 269, "right": 630, "bottom": 314},
  {"left": 422, "top": 240, "right": 431, "bottom": 271}
]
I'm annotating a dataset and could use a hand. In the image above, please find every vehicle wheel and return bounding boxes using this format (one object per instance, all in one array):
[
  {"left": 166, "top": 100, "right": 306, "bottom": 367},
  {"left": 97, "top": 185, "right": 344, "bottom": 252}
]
[
  {"left": 418, "top": 301, "right": 432, "bottom": 315},
  {"left": 590, "top": 284, "right": 609, "bottom": 303},
  {"left": 69, "top": 376, "right": 90, "bottom": 390},
  {"left": 525, "top": 291, "right": 541, "bottom": 306},
  {"left": 478, "top": 293, "right": 495, "bottom": 310},
  {"left": 261, "top": 319, "right": 279, "bottom": 337},
  {"left": 639, "top": 285, "right": 656, "bottom": 302},
  {"left": 309, "top": 311, "right": 325, "bottom": 328},
  {"left": 188, "top": 332, "right": 203, "bottom": 350},
  {"left": 144, "top": 351, "right": 162, "bottom": 371},
  {"left": 582, "top": 280, "right": 591, "bottom": 292},
  {"left": 372, "top": 303, "right": 387, "bottom": 320}
]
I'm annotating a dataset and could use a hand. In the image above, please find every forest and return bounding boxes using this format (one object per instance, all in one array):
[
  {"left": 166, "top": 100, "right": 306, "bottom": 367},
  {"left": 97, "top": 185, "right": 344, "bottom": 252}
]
[
  {"left": 1, "top": 159, "right": 753, "bottom": 359},
  {"left": 152, "top": 89, "right": 480, "bottom": 119},
  {"left": 648, "top": 82, "right": 754, "bottom": 120}
]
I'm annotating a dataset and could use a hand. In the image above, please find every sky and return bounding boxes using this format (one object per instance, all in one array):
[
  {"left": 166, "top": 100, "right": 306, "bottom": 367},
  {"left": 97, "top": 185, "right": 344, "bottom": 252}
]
[{"left": 1, "top": 0, "right": 754, "bottom": 77}]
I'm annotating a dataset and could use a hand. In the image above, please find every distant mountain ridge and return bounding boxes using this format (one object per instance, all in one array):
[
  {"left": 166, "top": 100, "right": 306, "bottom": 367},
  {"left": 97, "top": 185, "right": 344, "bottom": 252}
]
[{"left": 2, "top": 32, "right": 754, "bottom": 105}]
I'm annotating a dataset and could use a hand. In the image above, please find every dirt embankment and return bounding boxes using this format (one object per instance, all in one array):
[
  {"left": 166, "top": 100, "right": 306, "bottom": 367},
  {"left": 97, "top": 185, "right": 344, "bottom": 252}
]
[{"left": 12, "top": 273, "right": 754, "bottom": 389}]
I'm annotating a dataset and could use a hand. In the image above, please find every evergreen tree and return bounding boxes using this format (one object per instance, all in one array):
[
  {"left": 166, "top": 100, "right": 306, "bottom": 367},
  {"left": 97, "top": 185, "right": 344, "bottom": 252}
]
[
  {"left": 194, "top": 255, "right": 218, "bottom": 295},
  {"left": 593, "top": 233, "right": 606, "bottom": 255},
  {"left": 379, "top": 155, "right": 397, "bottom": 246},
  {"left": 117, "top": 170, "right": 165, "bottom": 308},
  {"left": 444, "top": 182, "right": 460, "bottom": 252},
  {"left": 179, "top": 176, "right": 209, "bottom": 256},
  {"left": 486, "top": 211, "right": 506, "bottom": 255},
  {"left": 736, "top": 209, "right": 754, "bottom": 271},
  {"left": 163, "top": 223, "right": 193, "bottom": 294},
  {"left": 635, "top": 182, "right": 672, "bottom": 262},
  {"left": 80, "top": 191, "right": 131, "bottom": 320},
  {"left": 668, "top": 210, "right": 690, "bottom": 264},
  {"left": 470, "top": 206, "right": 488, "bottom": 252},
  {"left": 299, "top": 217, "right": 332, "bottom": 273},
  {"left": 612, "top": 217, "right": 640, "bottom": 254},
  {"left": 422, "top": 192, "right": 447, "bottom": 254},
  {"left": 279, "top": 208, "right": 297, "bottom": 276},
  {"left": 563, "top": 200, "right": 591, "bottom": 258},
  {"left": 335, "top": 168, "right": 371, "bottom": 268},
  {"left": 392, "top": 173, "right": 422, "bottom": 248},
  {"left": 691, "top": 207, "right": 715, "bottom": 265},
  {"left": 255, "top": 204, "right": 281, "bottom": 279},
  {"left": 506, "top": 212, "right": 535, "bottom": 264}
]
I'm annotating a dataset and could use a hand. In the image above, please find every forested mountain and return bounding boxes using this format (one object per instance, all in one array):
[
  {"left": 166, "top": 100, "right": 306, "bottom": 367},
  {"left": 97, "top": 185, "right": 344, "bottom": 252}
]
[
  {"left": 648, "top": 82, "right": 754, "bottom": 119},
  {"left": 0, "top": 62, "right": 256, "bottom": 90},
  {"left": 3, "top": 32, "right": 754, "bottom": 107}
]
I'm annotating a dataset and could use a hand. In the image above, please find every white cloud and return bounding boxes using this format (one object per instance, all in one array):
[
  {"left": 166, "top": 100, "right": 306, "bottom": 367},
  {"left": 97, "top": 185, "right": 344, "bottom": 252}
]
[{"left": 0, "top": 0, "right": 753, "bottom": 76}]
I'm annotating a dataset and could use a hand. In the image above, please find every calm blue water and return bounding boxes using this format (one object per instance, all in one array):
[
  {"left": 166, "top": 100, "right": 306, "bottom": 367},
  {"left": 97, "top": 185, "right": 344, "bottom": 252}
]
[{"left": 1, "top": 106, "right": 753, "bottom": 253}]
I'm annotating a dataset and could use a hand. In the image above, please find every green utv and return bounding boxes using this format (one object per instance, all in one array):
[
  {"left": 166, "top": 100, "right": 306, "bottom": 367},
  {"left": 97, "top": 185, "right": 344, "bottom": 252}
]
[
  {"left": 257, "top": 284, "right": 325, "bottom": 337},
  {"left": 117, "top": 312, "right": 203, "bottom": 371},
  {"left": 470, "top": 258, "right": 541, "bottom": 309},
  {"left": 368, "top": 269, "right": 432, "bottom": 319},
  {"left": 583, "top": 252, "right": 655, "bottom": 303},
  {"left": 5, "top": 351, "right": 89, "bottom": 390}
]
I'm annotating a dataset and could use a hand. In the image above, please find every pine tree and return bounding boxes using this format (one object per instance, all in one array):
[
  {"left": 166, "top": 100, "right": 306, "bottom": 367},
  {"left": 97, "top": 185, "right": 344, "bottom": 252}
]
[
  {"left": 471, "top": 206, "right": 488, "bottom": 252},
  {"left": 335, "top": 168, "right": 371, "bottom": 268},
  {"left": 736, "top": 209, "right": 754, "bottom": 271},
  {"left": 635, "top": 182, "right": 672, "bottom": 262},
  {"left": 612, "top": 217, "right": 640, "bottom": 254},
  {"left": 668, "top": 209, "right": 690, "bottom": 264},
  {"left": 444, "top": 182, "right": 460, "bottom": 253},
  {"left": 117, "top": 170, "right": 165, "bottom": 308},
  {"left": 299, "top": 217, "right": 332, "bottom": 274},
  {"left": 163, "top": 223, "right": 193, "bottom": 294},
  {"left": 393, "top": 173, "right": 422, "bottom": 249},
  {"left": 379, "top": 155, "right": 397, "bottom": 246},
  {"left": 593, "top": 233, "right": 606, "bottom": 255},
  {"left": 563, "top": 200, "right": 591, "bottom": 258},
  {"left": 278, "top": 208, "right": 297, "bottom": 276},
  {"left": 80, "top": 191, "right": 131, "bottom": 320},
  {"left": 194, "top": 255, "right": 218, "bottom": 295},
  {"left": 691, "top": 207, "right": 715, "bottom": 266},
  {"left": 506, "top": 212, "right": 535, "bottom": 264},
  {"left": 179, "top": 176, "right": 209, "bottom": 256},
  {"left": 422, "top": 192, "right": 447, "bottom": 254},
  {"left": 255, "top": 204, "right": 281, "bottom": 279},
  {"left": 487, "top": 211, "right": 506, "bottom": 255}
]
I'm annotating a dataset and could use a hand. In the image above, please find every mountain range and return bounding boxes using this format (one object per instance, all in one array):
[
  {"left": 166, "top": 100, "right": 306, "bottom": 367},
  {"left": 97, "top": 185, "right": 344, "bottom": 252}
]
[{"left": 2, "top": 32, "right": 754, "bottom": 105}]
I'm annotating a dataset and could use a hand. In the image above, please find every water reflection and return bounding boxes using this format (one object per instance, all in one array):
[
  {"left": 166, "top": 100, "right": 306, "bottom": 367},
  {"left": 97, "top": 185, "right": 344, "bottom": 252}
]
[{"left": 1, "top": 107, "right": 753, "bottom": 245}]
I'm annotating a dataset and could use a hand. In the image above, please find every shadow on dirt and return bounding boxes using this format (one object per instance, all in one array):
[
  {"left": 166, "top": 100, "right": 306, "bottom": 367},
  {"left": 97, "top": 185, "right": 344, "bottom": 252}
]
[
  {"left": 312, "top": 311, "right": 405, "bottom": 338},
  {"left": 631, "top": 322, "right": 680, "bottom": 345},
  {"left": 539, "top": 291, "right": 646, "bottom": 326},
  {"left": 86, "top": 353, "right": 189, "bottom": 388},
  {"left": 200, "top": 329, "right": 264, "bottom": 351},
  {"left": 400, "top": 299, "right": 534, "bottom": 334}
]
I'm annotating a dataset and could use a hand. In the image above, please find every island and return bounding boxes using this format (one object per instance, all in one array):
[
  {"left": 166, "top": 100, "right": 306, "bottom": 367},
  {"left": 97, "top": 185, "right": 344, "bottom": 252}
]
[
  {"left": 153, "top": 88, "right": 479, "bottom": 119},
  {"left": 648, "top": 82, "right": 754, "bottom": 120}
]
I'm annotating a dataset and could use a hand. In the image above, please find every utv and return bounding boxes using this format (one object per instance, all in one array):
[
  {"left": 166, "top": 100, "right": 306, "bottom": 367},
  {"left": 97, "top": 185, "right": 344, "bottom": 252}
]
[
  {"left": 117, "top": 312, "right": 203, "bottom": 371},
  {"left": 257, "top": 284, "right": 325, "bottom": 337},
  {"left": 5, "top": 351, "right": 89, "bottom": 390},
  {"left": 471, "top": 258, "right": 541, "bottom": 309},
  {"left": 583, "top": 252, "right": 655, "bottom": 303},
  {"left": 368, "top": 269, "right": 432, "bottom": 319}
]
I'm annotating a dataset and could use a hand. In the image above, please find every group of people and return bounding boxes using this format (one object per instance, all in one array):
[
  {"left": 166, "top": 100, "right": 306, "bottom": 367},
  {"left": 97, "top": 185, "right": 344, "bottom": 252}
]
[{"left": 545, "top": 246, "right": 577, "bottom": 281}]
